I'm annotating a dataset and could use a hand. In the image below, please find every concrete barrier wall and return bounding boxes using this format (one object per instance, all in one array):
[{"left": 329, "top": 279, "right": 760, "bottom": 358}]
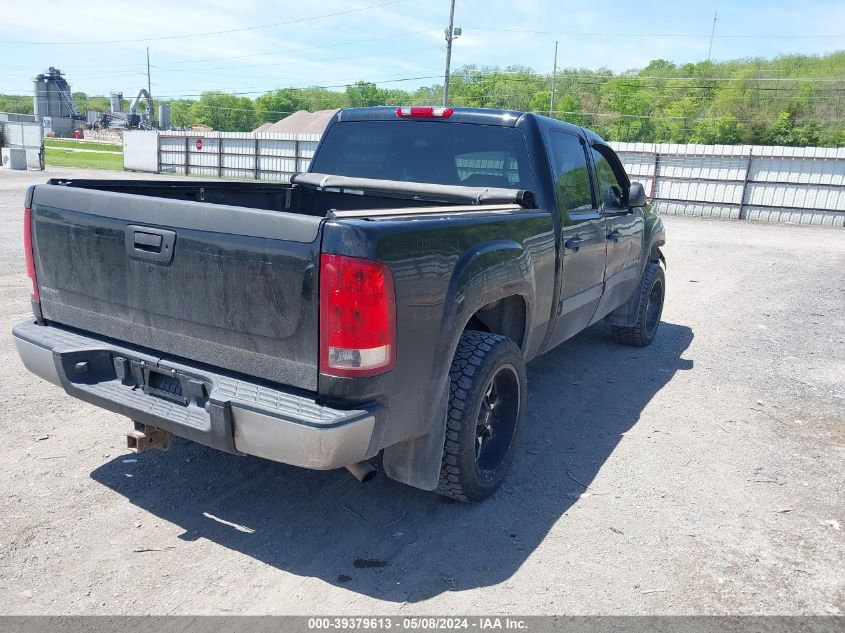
[{"left": 612, "top": 142, "right": 845, "bottom": 227}]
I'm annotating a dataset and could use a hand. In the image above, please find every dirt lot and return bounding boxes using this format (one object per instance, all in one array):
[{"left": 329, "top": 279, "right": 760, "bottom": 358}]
[{"left": 0, "top": 167, "right": 842, "bottom": 615}]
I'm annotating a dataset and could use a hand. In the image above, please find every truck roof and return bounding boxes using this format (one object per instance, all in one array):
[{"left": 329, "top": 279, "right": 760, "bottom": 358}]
[{"left": 335, "top": 106, "right": 599, "bottom": 142}]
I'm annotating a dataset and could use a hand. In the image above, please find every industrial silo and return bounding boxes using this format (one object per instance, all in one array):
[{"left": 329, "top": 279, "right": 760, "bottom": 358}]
[
  {"left": 33, "top": 77, "right": 49, "bottom": 119},
  {"left": 158, "top": 103, "right": 171, "bottom": 130},
  {"left": 110, "top": 93, "right": 123, "bottom": 114}
]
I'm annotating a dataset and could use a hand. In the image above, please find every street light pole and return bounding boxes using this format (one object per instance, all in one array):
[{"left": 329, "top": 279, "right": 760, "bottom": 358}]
[
  {"left": 707, "top": 10, "right": 718, "bottom": 61},
  {"left": 146, "top": 46, "right": 154, "bottom": 127},
  {"left": 443, "top": 0, "right": 457, "bottom": 106}
]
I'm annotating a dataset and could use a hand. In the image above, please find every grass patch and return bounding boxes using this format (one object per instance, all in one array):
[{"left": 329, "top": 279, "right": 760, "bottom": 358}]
[
  {"left": 45, "top": 138, "right": 123, "bottom": 153},
  {"left": 45, "top": 147, "right": 124, "bottom": 170}
]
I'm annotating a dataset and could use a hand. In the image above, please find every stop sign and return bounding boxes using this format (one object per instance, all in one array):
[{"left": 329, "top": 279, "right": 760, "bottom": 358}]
[{"left": 196, "top": 138, "right": 203, "bottom": 151}]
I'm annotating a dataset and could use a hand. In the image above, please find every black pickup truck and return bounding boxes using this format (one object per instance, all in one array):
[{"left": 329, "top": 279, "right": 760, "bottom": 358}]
[{"left": 13, "top": 106, "right": 665, "bottom": 501}]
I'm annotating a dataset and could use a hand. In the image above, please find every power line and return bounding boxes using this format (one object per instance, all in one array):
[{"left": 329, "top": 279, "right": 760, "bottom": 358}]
[
  {"left": 3, "top": 56, "right": 842, "bottom": 86},
  {"left": 8, "top": 44, "right": 442, "bottom": 81},
  {"left": 465, "top": 80, "right": 845, "bottom": 93},
  {"left": 141, "top": 103, "right": 845, "bottom": 126},
  {"left": 0, "top": 0, "right": 411, "bottom": 45},
  {"left": 150, "top": 69, "right": 442, "bottom": 96},
  {"left": 452, "top": 68, "right": 845, "bottom": 82},
  {"left": 463, "top": 26, "right": 845, "bottom": 39},
  {"left": 0, "top": 28, "right": 440, "bottom": 70},
  {"left": 540, "top": 110, "right": 845, "bottom": 123},
  {"left": 153, "top": 29, "right": 441, "bottom": 67},
  {"left": 148, "top": 45, "right": 443, "bottom": 75},
  {"left": 150, "top": 72, "right": 444, "bottom": 99}
]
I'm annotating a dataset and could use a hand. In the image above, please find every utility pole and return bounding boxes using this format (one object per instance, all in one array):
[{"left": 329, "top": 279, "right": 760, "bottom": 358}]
[
  {"left": 146, "top": 46, "right": 154, "bottom": 126},
  {"left": 442, "top": 0, "right": 459, "bottom": 106},
  {"left": 707, "top": 10, "right": 718, "bottom": 61},
  {"left": 550, "top": 40, "right": 558, "bottom": 117}
]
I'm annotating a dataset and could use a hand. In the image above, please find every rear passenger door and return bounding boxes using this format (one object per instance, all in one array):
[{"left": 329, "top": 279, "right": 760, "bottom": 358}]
[
  {"left": 590, "top": 145, "right": 645, "bottom": 322},
  {"left": 544, "top": 130, "right": 607, "bottom": 349}
]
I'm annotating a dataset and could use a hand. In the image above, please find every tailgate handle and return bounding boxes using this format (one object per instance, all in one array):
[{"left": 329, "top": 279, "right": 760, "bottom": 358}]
[
  {"left": 134, "top": 231, "right": 163, "bottom": 251},
  {"left": 125, "top": 225, "right": 176, "bottom": 264}
]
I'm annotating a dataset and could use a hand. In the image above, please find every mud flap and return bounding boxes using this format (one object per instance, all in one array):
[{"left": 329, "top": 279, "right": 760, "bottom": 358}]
[
  {"left": 656, "top": 248, "right": 667, "bottom": 270},
  {"left": 604, "top": 266, "right": 648, "bottom": 328},
  {"left": 606, "top": 246, "right": 666, "bottom": 328},
  {"left": 381, "top": 381, "right": 449, "bottom": 491}
]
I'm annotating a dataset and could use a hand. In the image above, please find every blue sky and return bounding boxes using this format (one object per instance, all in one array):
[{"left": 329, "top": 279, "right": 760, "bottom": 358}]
[{"left": 1, "top": 0, "right": 843, "bottom": 99}]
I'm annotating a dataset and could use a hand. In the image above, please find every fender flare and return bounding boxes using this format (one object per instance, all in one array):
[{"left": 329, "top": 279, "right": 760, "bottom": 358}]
[
  {"left": 381, "top": 240, "right": 534, "bottom": 490},
  {"left": 606, "top": 239, "right": 665, "bottom": 327}
]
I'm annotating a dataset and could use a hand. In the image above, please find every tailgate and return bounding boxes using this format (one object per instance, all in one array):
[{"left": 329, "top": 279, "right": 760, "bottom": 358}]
[{"left": 30, "top": 185, "right": 322, "bottom": 391}]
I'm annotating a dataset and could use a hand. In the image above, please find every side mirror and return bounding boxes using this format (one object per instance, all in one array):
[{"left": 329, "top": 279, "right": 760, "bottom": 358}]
[
  {"left": 627, "top": 181, "right": 647, "bottom": 207},
  {"left": 602, "top": 185, "right": 622, "bottom": 209}
]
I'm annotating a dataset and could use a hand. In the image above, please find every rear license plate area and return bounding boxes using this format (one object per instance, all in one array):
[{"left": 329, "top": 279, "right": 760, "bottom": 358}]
[
  {"left": 144, "top": 368, "right": 187, "bottom": 405},
  {"left": 112, "top": 356, "right": 208, "bottom": 407}
]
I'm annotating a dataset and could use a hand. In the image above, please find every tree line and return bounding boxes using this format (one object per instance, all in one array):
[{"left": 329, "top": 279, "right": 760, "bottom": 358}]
[{"left": 2, "top": 51, "right": 842, "bottom": 146}]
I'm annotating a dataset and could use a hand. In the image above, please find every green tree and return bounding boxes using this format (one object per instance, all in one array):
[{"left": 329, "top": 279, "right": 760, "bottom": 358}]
[
  {"left": 0, "top": 94, "right": 33, "bottom": 114},
  {"left": 769, "top": 111, "right": 796, "bottom": 145},
  {"left": 600, "top": 78, "right": 654, "bottom": 141},
  {"left": 690, "top": 115, "right": 743, "bottom": 144},
  {"left": 3, "top": 50, "right": 844, "bottom": 145},
  {"left": 551, "top": 95, "right": 583, "bottom": 124},
  {"left": 164, "top": 99, "right": 197, "bottom": 128},
  {"left": 298, "top": 87, "right": 347, "bottom": 111},
  {"left": 190, "top": 92, "right": 257, "bottom": 131},
  {"left": 72, "top": 92, "right": 111, "bottom": 114},
  {"left": 345, "top": 82, "right": 385, "bottom": 107},
  {"left": 255, "top": 88, "right": 307, "bottom": 124}
]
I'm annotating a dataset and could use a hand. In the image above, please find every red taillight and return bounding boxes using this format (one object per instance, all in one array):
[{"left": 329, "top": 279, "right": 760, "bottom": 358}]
[
  {"left": 396, "top": 106, "right": 454, "bottom": 118},
  {"left": 320, "top": 254, "right": 396, "bottom": 378},
  {"left": 24, "top": 207, "right": 39, "bottom": 303}
]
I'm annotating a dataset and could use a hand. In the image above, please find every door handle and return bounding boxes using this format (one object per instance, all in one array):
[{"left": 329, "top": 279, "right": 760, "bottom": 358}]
[
  {"left": 606, "top": 229, "right": 621, "bottom": 242},
  {"left": 125, "top": 225, "right": 176, "bottom": 264},
  {"left": 564, "top": 236, "right": 583, "bottom": 251}
]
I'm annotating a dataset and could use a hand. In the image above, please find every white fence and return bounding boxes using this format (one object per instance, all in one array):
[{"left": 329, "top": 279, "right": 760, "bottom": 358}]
[
  {"left": 0, "top": 120, "right": 44, "bottom": 169},
  {"left": 124, "top": 131, "right": 845, "bottom": 227},
  {"left": 613, "top": 142, "right": 845, "bottom": 227},
  {"left": 124, "top": 130, "right": 320, "bottom": 181}
]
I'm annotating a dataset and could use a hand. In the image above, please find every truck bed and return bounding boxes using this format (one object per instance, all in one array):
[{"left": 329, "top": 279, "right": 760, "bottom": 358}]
[{"left": 29, "top": 178, "right": 528, "bottom": 391}]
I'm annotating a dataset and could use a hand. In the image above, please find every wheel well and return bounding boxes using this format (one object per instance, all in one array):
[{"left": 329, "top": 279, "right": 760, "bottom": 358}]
[
  {"left": 650, "top": 242, "right": 665, "bottom": 262},
  {"left": 650, "top": 243, "right": 666, "bottom": 269},
  {"left": 465, "top": 295, "right": 527, "bottom": 351}
]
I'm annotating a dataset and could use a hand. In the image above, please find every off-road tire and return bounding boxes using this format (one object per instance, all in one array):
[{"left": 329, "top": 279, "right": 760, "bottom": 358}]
[
  {"left": 435, "top": 330, "right": 526, "bottom": 502},
  {"left": 611, "top": 262, "right": 665, "bottom": 347}
]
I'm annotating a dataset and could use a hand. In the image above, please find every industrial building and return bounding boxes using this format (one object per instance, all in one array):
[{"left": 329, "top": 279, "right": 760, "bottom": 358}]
[
  {"left": 88, "top": 90, "right": 170, "bottom": 131},
  {"left": 33, "top": 67, "right": 85, "bottom": 136},
  {"left": 30, "top": 67, "right": 170, "bottom": 138}
]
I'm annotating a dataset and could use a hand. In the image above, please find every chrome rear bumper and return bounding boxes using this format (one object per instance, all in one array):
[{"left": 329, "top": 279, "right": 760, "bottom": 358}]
[{"left": 12, "top": 320, "right": 377, "bottom": 470}]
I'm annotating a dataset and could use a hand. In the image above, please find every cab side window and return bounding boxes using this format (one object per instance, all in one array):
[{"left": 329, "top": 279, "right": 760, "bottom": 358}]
[
  {"left": 547, "top": 131, "right": 594, "bottom": 218},
  {"left": 591, "top": 149, "right": 625, "bottom": 211}
]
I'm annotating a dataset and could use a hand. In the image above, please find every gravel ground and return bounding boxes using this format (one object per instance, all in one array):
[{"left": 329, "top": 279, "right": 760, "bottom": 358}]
[{"left": 0, "top": 167, "right": 842, "bottom": 615}]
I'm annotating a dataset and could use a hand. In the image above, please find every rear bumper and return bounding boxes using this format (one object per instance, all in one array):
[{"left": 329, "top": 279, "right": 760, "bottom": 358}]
[{"left": 12, "top": 320, "right": 377, "bottom": 470}]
